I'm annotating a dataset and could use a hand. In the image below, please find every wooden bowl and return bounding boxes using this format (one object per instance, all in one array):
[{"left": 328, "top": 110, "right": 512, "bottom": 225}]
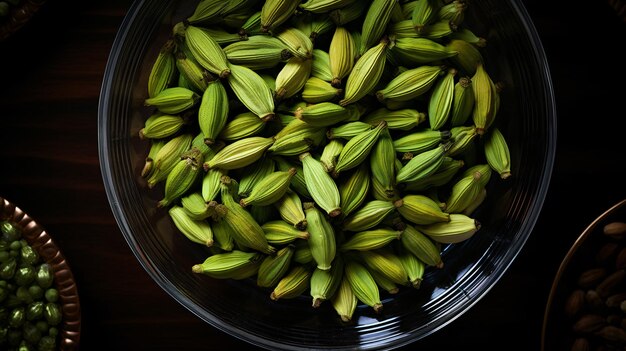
[
  {"left": 0, "top": 195, "right": 81, "bottom": 350},
  {"left": 542, "top": 198, "right": 626, "bottom": 351}
]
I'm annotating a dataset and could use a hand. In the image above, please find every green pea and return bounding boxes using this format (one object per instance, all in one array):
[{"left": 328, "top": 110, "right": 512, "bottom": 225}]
[
  {"left": 9, "top": 241, "right": 21, "bottom": 251},
  {"left": 47, "top": 327, "right": 57, "bottom": 337},
  {"left": 43, "top": 289, "right": 57, "bottom": 303},
  {"left": 16, "top": 286, "right": 33, "bottom": 304},
  {"left": 27, "top": 285, "right": 43, "bottom": 300},
  {"left": 0, "top": 250, "right": 10, "bottom": 262},
  {"left": 22, "top": 322, "right": 42, "bottom": 345},
  {"left": 34, "top": 320, "right": 48, "bottom": 333}
]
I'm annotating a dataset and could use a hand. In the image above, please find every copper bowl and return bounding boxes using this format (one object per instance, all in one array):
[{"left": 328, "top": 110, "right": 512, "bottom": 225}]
[
  {"left": 0, "top": 195, "right": 81, "bottom": 350},
  {"left": 542, "top": 198, "right": 626, "bottom": 351}
]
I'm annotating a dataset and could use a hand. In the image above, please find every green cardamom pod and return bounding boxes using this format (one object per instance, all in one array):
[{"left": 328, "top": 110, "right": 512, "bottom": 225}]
[
  {"left": 447, "top": 125, "right": 478, "bottom": 156},
  {"left": 471, "top": 62, "right": 497, "bottom": 135},
  {"left": 204, "top": 136, "right": 274, "bottom": 170},
  {"left": 389, "top": 37, "right": 457, "bottom": 67},
  {"left": 417, "top": 213, "right": 480, "bottom": 244},
  {"left": 175, "top": 51, "right": 211, "bottom": 93},
  {"left": 274, "top": 190, "right": 307, "bottom": 230},
  {"left": 392, "top": 129, "right": 450, "bottom": 153},
  {"left": 305, "top": 202, "right": 337, "bottom": 270},
  {"left": 394, "top": 194, "right": 450, "bottom": 225},
  {"left": 302, "top": 77, "right": 343, "bottom": 104},
  {"left": 444, "top": 163, "right": 491, "bottom": 214},
  {"left": 240, "top": 168, "right": 297, "bottom": 207},
  {"left": 300, "top": 0, "right": 358, "bottom": 13},
  {"left": 362, "top": 107, "right": 426, "bottom": 131},
  {"left": 371, "top": 173, "right": 400, "bottom": 202},
  {"left": 447, "top": 38, "right": 483, "bottom": 76},
  {"left": 339, "top": 38, "right": 389, "bottom": 106},
  {"left": 201, "top": 168, "right": 225, "bottom": 202},
  {"left": 398, "top": 247, "right": 425, "bottom": 288},
  {"left": 275, "top": 57, "right": 313, "bottom": 100},
  {"left": 400, "top": 225, "right": 442, "bottom": 268},
  {"left": 262, "top": 220, "right": 310, "bottom": 245},
  {"left": 141, "top": 139, "right": 165, "bottom": 178},
  {"left": 220, "top": 176, "right": 276, "bottom": 254},
  {"left": 344, "top": 260, "right": 383, "bottom": 313},
  {"left": 327, "top": 121, "right": 373, "bottom": 140},
  {"left": 293, "top": 240, "right": 313, "bottom": 264},
  {"left": 238, "top": 157, "right": 276, "bottom": 198},
  {"left": 310, "top": 256, "right": 344, "bottom": 308},
  {"left": 198, "top": 80, "right": 229, "bottom": 145},
  {"left": 484, "top": 127, "right": 512, "bottom": 179},
  {"left": 300, "top": 152, "right": 342, "bottom": 217},
  {"left": 276, "top": 27, "right": 314, "bottom": 60},
  {"left": 329, "top": 26, "right": 356, "bottom": 87},
  {"left": 270, "top": 265, "right": 312, "bottom": 300},
  {"left": 360, "top": 0, "right": 397, "bottom": 54},
  {"left": 147, "top": 134, "right": 193, "bottom": 188},
  {"left": 411, "top": 0, "right": 438, "bottom": 34},
  {"left": 257, "top": 245, "right": 295, "bottom": 288},
  {"left": 261, "top": 0, "right": 302, "bottom": 32},
  {"left": 320, "top": 139, "right": 345, "bottom": 173},
  {"left": 211, "top": 210, "right": 235, "bottom": 251},
  {"left": 311, "top": 49, "right": 333, "bottom": 82},
  {"left": 329, "top": 1, "right": 368, "bottom": 27},
  {"left": 295, "top": 102, "right": 352, "bottom": 127},
  {"left": 359, "top": 249, "right": 408, "bottom": 285},
  {"left": 449, "top": 28, "right": 487, "bottom": 47},
  {"left": 376, "top": 65, "right": 444, "bottom": 103},
  {"left": 158, "top": 147, "right": 204, "bottom": 207},
  {"left": 419, "top": 20, "right": 456, "bottom": 40},
  {"left": 219, "top": 112, "right": 267, "bottom": 141},
  {"left": 269, "top": 125, "right": 326, "bottom": 156},
  {"left": 450, "top": 76, "right": 475, "bottom": 127},
  {"left": 144, "top": 87, "right": 200, "bottom": 115},
  {"left": 180, "top": 192, "right": 214, "bottom": 220},
  {"left": 438, "top": 0, "right": 466, "bottom": 26},
  {"left": 334, "top": 121, "right": 387, "bottom": 176},
  {"left": 181, "top": 24, "right": 231, "bottom": 78},
  {"left": 273, "top": 156, "right": 311, "bottom": 199},
  {"left": 226, "top": 63, "right": 276, "bottom": 121},
  {"left": 369, "top": 128, "right": 396, "bottom": 198},
  {"left": 169, "top": 205, "right": 214, "bottom": 246},
  {"left": 338, "top": 162, "right": 371, "bottom": 217},
  {"left": 192, "top": 250, "right": 263, "bottom": 279},
  {"left": 428, "top": 67, "right": 457, "bottom": 130},
  {"left": 340, "top": 227, "right": 402, "bottom": 251},
  {"left": 402, "top": 157, "right": 464, "bottom": 192},
  {"left": 139, "top": 114, "right": 185, "bottom": 140},
  {"left": 342, "top": 200, "right": 396, "bottom": 232},
  {"left": 148, "top": 39, "right": 177, "bottom": 98},
  {"left": 396, "top": 142, "right": 450, "bottom": 184},
  {"left": 224, "top": 35, "right": 292, "bottom": 70},
  {"left": 331, "top": 275, "right": 357, "bottom": 321}
]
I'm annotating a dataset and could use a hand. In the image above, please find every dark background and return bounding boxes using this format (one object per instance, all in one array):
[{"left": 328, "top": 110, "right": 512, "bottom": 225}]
[{"left": 1, "top": 0, "right": 625, "bottom": 350}]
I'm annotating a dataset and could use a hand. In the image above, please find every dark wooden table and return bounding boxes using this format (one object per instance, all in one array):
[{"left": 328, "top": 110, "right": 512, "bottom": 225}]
[{"left": 1, "top": 1, "right": 625, "bottom": 350}]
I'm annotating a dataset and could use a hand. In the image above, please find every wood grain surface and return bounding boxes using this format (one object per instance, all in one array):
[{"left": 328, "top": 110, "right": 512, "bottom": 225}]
[{"left": 0, "top": 0, "right": 625, "bottom": 350}]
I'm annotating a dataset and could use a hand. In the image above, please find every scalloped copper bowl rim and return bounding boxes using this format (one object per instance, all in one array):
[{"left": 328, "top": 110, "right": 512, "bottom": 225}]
[
  {"left": 541, "top": 198, "right": 626, "bottom": 351},
  {"left": 0, "top": 0, "right": 47, "bottom": 41},
  {"left": 0, "top": 196, "right": 81, "bottom": 350}
]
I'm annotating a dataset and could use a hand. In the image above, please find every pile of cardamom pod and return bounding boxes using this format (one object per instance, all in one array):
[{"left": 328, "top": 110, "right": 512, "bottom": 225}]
[{"left": 139, "top": 0, "right": 512, "bottom": 322}]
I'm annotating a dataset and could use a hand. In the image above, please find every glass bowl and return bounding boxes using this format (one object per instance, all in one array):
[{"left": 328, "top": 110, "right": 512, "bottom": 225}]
[{"left": 98, "top": 1, "right": 556, "bottom": 349}]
